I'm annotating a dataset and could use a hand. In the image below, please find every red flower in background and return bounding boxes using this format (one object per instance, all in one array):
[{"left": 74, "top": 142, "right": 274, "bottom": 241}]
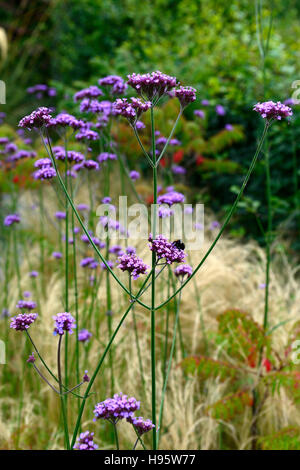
[
  {"left": 173, "top": 150, "right": 184, "bottom": 163},
  {"left": 196, "top": 155, "right": 205, "bottom": 166},
  {"left": 262, "top": 358, "right": 272, "bottom": 372}
]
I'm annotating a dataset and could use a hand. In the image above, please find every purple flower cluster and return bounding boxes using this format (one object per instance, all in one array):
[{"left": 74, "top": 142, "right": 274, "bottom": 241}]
[
  {"left": 253, "top": 101, "right": 293, "bottom": 121},
  {"left": 127, "top": 416, "right": 155, "bottom": 436},
  {"left": 19, "top": 107, "right": 52, "bottom": 130},
  {"left": 148, "top": 234, "right": 186, "bottom": 264},
  {"left": 157, "top": 190, "right": 185, "bottom": 206},
  {"left": 53, "top": 312, "right": 76, "bottom": 336},
  {"left": 78, "top": 329, "right": 92, "bottom": 343},
  {"left": 48, "top": 113, "right": 84, "bottom": 129},
  {"left": 4, "top": 214, "right": 20, "bottom": 226},
  {"left": 74, "top": 86, "right": 103, "bottom": 102},
  {"left": 174, "top": 86, "right": 196, "bottom": 108},
  {"left": 97, "top": 152, "right": 117, "bottom": 163},
  {"left": 73, "top": 431, "right": 98, "bottom": 451},
  {"left": 34, "top": 166, "right": 56, "bottom": 180},
  {"left": 80, "top": 257, "right": 98, "bottom": 269},
  {"left": 127, "top": 71, "right": 178, "bottom": 101},
  {"left": 117, "top": 253, "right": 148, "bottom": 279},
  {"left": 129, "top": 170, "right": 140, "bottom": 181},
  {"left": 75, "top": 128, "right": 99, "bottom": 142},
  {"left": 113, "top": 98, "right": 152, "bottom": 125},
  {"left": 98, "top": 75, "right": 127, "bottom": 95},
  {"left": 174, "top": 264, "right": 193, "bottom": 279},
  {"left": 10, "top": 313, "right": 38, "bottom": 331},
  {"left": 93, "top": 393, "right": 140, "bottom": 422},
  {"left": 17, "top": 300, "right": 37, "bottom": 310},
  {"left": 27, "top": 84, "right": 56, "bottom": 98}
]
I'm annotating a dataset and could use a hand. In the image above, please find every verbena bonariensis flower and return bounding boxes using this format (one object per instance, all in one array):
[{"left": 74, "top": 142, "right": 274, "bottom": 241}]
[
  {"left": 29, "top": 270, "right": 39, "bottom": 278},
  {"left": 135, "top": 120, "right": 145, "bottom": 130},
  {"left": 174, "top": 86, "right": 196, "bottom": 108},
  {"left": 127, "top": 416, "right": 155, "bottom": 435},
  {"left": 77, "top": 203, "right": 89, "bottom": 211},
  {"left": 10, "top": 149, "right": 37, "bottom": 161},
  {"left": 84, "top": 160, "right": 99, "bottom": 170},
  {"left": 27, "top": 84, "right": 56, "bottom": 98},
  {"left": 74, "top": 86, "right": 103, "bottom": 102},
  {"left": 174, "top": 264, "right": 193, "bottom": 279},
  {"left": 19, "top": 107, "right": 52, "bottom": 130},
  {"left": 158, "top": 206, "right": 174, "bottom": 218},
  {"left": 97, "top": 152, "right": 117, "bottom": 163},
  {"left": 127, "top": 71, "right": 178, "bottom": 101},
  {"left": 78, "top": 329, "right": 92, "bottom": 343},
  {"left": 80, "top": 257, "right": 98, "bottom": 268},
  {"left": 117, "top": 253, "right": 149, "bottom": 280},
  {"left": 109, "top": 245, "right": 124, "bottom": 256},
  {"left": 194, "top": 109, "right": 205, "bottom": 119},
  {"left": 216, "top": 104, "right": 226, "bottom": 116},
  {"left": 253, "top": 101, "right": 293, "bottom": 121},
  {"left": 73, "top": 431, "right": 98, "bottom": 450},
  {"left": 83, "top": 370, "right": 90, "bottom": 382},
  {"left": 100, "top": 260, "right": 114, "bottom": 270},
  {"left": 79, "top": 98, "right": 106, "bottom": 114},
  {"left": 17, "top": 300, "right": 37, "bottom": 310},
  {"left": 33, "top": 167, "right": 56, "bottom": 180},
  {"left": 129, "top": 170, "right": 140, "bottom": 181},
  {"left": 4, "top": 214, "right": 20, "bottom": 226},
  {"left": 126, "top": 246, "right": 136, "bottom": 255},
  {"left": 10, "top": 313, "right": 38, "bottom": 331},
  {"left": 53, "top": 312, "right": 76, "bottom": 336},
  {"left": 34, "top": 158, "right": 52, "bottom": 168},
  {"left": 98, "top": 75, "right": 128, "bottom": 95},
  {"left": 157, "top": 190, "right": 185, "bottom": 206},
  {"left": 93, "top": 393, "right": 140, "bottom": 422},
  {"left": 75, "top": 128, "right": 99, "bottom": 141},
  {"left": 27, "top": 352, "right": 36, "bottom": 363},
  {"left": 47, "top": 113, "right": 84, "bottom": 129},
  {"left": 55, "top": 211, "right": 66, "bottom": 220},
  {"left": 52, "top": 251, "right": 63, "bottom": 259},
  {"left": 172, "top": 165, "right": 186, "bottom": 175},
  {"left": 113, "top": 98, "right": 151, "bottom": 125},
  {"left": 148, "top": 234, "right": 186, "bottom": 264}
]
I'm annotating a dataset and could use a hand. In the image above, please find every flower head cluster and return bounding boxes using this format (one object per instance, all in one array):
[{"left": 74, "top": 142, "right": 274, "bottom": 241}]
[
  {"left": 4, "top": 214, "right": 20, "bottom": 226},
  {"left": 34, "top": 166, "right": 56, "bottom": 180},
  {"left": 27, "top": 353, "right": 36, "bottom": 363},
  {"left": 27, "top": 84, "right": 56, "bottom": 98},
  {"left": 17, "top": 300, "right": 37, "bottom": 310},
  {"left": 74, "top": 86, "right": 103, "bottom": 102},
  {"left": 53, "top": 312, "right": 76, "bottom": 336},
  {"left": 48, "top": 113, "right": 84, "bottom": 129},
  {"left": 73, "top": 431, "right": 98, "bottom": 451},
  {"left": 97, "top": 152, "right": 117, "bottom": 163},
  {"left": 117, "top": 253, "right": 149, "bottom": 280},
  {"left": 19, "top": 107, "right": 52, "bottom": 130},
  {"left": 34, "top": 158, "right": 52, "bottom": 169},
  {"left": 80, "top": 257, "right": 98, "bottom": 269},
  {"left": 93, "top": 393, "right": 140, "bottom": 422},
  {"left": 127, "top": 71, "right": 178, "bottom": 101},
  {"left": 253, "top": 101, "right": 293, "bottom": 121},
  {"left": 174, "top": 264, "right": 193, "bottom": 279},
  {"left": 84, "top": 160, "right": 99, "bottom": 170},
  {"left": 129, "top": 170, "right": 140, "bottom": 181},
  {"left": 98, "top": 75, "right": 128, "bottom": 95},
  {"left": 78, "top": 329, "right": 92, "bottom": 343},
  {"left": 75, "top": 128, "right": 99, "bottom": 142},
  {"left": 10, "top": 313, "right": 38, "bottom": 331},
  {"left": 79, "top": 99, "right": 107, "bottom": 114},
  {"left": 127, "top": 416, "right": 155, "bottom": 436},
  {"left": 148, "top": 234, "right": 186, "bottom": 264},
  {"left": 113, "top": 98, "right": 151, "bottom": 124},
  {"left": 174, "top": 86, "right": 196, "bottom": 108},
  {"left": 157, "top": 190, "right": 185, "bottom": 206}
]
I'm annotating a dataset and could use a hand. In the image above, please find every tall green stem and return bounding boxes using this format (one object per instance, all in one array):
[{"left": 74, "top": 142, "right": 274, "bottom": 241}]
[
  {"left": 57, "top": 335, "right": 70, "bottom": 449},
  {"left": 263, "top": 145, "right": 272, "bottom": 331},
  {"left": 150, "top": 105, "right": 157, "bottom": 450}
]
